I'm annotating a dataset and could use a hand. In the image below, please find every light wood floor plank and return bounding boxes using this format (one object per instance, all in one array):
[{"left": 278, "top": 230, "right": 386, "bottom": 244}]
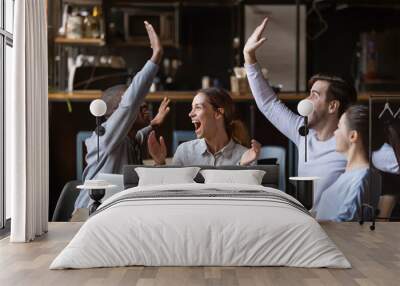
[{"left": 0, "top": 222, "right": 400, "bottom": 286}]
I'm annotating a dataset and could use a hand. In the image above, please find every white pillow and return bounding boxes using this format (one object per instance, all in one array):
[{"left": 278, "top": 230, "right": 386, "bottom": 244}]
[
  {"left": 135, "top": 167, "right": 200, "bottom": 186},
  {"left": 200, "top": 169, "right": 266, "bottom": 185}
]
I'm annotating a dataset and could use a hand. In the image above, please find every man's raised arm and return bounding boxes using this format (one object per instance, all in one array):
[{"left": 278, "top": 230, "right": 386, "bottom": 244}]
[
  {"left": 244, "top": 18, "right": 302, "bottom": 146},
  {"left": 101, "top": 21, "right": 163, "bottom": 152}
]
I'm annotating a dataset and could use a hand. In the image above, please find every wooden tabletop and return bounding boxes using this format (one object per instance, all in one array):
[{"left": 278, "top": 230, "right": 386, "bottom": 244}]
[{"left": 48, "top": 90, "right": 400, "bottom": 102}]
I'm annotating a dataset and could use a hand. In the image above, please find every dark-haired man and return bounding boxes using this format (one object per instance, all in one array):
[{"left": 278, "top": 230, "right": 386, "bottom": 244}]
[
  {"left": 74, "top": 21, "right": 170, "bottom": 210},
  {"left": 244, "top": 18, "right": 399, "bottom": 208}
]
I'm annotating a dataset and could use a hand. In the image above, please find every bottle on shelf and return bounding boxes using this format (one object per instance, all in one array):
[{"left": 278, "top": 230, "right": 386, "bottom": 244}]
[
  {"left": 92, "top": 5, "right": 105, "bottom": 39},
  {"left": 82, "top": 9, "right": 99, "bottom": 39}
]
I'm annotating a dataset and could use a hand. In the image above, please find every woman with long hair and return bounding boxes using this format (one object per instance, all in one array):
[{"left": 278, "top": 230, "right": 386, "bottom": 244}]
[
  {"left": 315, "top": 105, "right": 371, "bottom": 221},
  {"left": 148, "top": 87, "right": 260, "bottom": 166}
]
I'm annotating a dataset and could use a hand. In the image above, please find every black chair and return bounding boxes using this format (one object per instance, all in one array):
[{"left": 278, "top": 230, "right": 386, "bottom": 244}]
[{"left": 52, "top": 180, "right": 82, "bottom": 222}]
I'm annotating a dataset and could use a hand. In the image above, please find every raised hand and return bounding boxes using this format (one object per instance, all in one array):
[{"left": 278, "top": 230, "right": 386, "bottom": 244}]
[
  {"left": 243, "top": 17, "right": 268, "bottom": 65},
  {"left": 151, "top": 97, "right": 171, "bottom": 127},
  {"left": 240, "top": 139, "right": 261, "bottom": 166},
  {"left": 147, "top": 130, "right": 167, "bottom": 165},
  {"left": 144, "top": 21, "right": 163, "bottom": 64}
]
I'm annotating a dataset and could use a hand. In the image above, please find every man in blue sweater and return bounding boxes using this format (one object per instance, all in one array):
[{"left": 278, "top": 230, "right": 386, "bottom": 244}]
[
  {"left": 244, "top": 18, "right": 399, "bottom": 209},
  {"left": 74, "top": 21, "right": 169, "bottom": 210}
]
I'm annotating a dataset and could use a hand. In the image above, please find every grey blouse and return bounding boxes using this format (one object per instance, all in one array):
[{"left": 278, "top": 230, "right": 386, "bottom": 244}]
[{"left": 172, "top": 139, "right": 249, "bottom": 166}]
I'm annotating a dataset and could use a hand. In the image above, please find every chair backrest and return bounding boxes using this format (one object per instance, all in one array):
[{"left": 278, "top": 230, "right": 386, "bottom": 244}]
[
  {"left": 258, "top": 145, "right": 286, "bottom": 191},
  {"left": 359, "top": 169, "right": 383, "bottom": 221},
  {"left": 76, "top": 131, "right": 93, "bottom": 180},
  {"left": 172, "top": 130, "right": 196, "bottom": 153},
  {"left": 288, "top": 141, "right": 298, "bottom": 177},
  {"left": 52, "top": 180, "right": 82, "bottom": 222}
]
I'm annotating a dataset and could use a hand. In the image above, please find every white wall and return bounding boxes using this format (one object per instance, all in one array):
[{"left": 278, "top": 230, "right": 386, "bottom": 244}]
[{"left": 245, "top": 5, "right": 307, "bottom": 92}]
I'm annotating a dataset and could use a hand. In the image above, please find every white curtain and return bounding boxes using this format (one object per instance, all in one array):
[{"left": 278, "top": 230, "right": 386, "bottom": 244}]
[{"left": 7, "top": 0, "right": 49, "bottom": 242}]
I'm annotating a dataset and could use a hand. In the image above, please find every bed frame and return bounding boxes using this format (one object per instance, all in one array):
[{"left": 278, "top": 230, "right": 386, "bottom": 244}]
[{"left": 122, "top": 165, "right": 280, "bottom": 189}]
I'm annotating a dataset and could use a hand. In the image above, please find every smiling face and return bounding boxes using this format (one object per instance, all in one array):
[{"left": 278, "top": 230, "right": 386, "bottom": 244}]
[
  {"left": 188, "top": 93, "right": 224, "bottom": 139},
  {"left": 131, "top": 103, "right": 151, "bottom": 131},
  {"left": 306, "top": 80, "right": 332, "bottom": 128},
  {"left": 139, "top": 103, "right": 151, "bottom": 124}
]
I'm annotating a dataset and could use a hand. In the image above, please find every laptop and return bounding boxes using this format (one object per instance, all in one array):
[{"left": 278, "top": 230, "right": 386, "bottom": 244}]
[{"left": 96, "top": 173, "right": 125, "bottom": 201}]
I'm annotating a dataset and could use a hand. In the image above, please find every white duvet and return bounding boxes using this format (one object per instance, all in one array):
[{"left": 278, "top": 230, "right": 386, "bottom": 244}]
[{"left": 50, "top": 183, "right": 351, "bottom": 269}]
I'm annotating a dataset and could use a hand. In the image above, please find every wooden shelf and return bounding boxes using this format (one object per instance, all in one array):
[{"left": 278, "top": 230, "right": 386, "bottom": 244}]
[
  {"left": 48, "top": 90, "right": 259, "bottom": 102},
  {"left": 49, "top": 90, "right": 102, "bottom": 102},
  {"left": 49, "top": 90, "right": 400, "bottom": 103},
  {"left": 62, "top": 0, "right": 101, "bottom": 5},
  {"left": 54, "top": 37, "right": 105, "bottom": 46}
]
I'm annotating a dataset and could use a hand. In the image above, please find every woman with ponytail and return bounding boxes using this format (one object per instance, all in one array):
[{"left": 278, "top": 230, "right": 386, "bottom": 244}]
[
  {"left": 148, "top": 87, "right": 261, "bottom": 166},
  {"left": 315, "top": 105, "right": 371, "bottom": 221}
]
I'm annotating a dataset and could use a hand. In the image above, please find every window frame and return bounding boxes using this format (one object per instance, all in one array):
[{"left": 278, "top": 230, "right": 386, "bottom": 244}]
[{"left": 0, "top": 0, "right": 14, "bottom": 230}]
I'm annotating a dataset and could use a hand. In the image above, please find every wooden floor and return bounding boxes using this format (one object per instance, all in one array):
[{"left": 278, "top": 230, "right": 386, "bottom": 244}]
[{"left": 0, "top": 222, "right": 399, "bottom": 286}]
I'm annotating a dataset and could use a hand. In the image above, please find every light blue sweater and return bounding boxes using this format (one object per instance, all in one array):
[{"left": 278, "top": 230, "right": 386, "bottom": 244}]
[
  {"left": 74, "top": 60, "right": 159, "bottom": 209},
  {"left": 315, "top": 168, "right": 369, "bottom": 221},
  {"left": 245, "top": 62, "right": 399, "bottom": 209}
]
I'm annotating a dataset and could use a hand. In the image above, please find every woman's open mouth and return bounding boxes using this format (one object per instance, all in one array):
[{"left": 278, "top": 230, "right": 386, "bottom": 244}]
[{"left": 192, "top": 121, "right": 202, "bottom": 133}]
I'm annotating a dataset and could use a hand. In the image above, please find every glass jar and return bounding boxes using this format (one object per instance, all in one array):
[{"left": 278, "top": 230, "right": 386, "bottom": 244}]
[
  {"left": 66, "top": 15, "right": 83, "bottom": 39},
  {"left": 83, "top": 15, "right": 100, "bottom": 38}
]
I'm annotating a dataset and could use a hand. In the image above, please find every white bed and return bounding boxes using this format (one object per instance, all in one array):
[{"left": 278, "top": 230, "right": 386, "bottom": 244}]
[{"left": 50, "top": 183, "right": 350, "bottom": 269}]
